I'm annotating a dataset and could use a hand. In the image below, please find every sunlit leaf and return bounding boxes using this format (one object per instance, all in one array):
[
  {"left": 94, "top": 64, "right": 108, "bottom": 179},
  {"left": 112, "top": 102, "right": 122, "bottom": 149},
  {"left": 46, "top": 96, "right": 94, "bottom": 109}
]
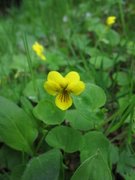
[{"left": 0, "top": 96, "right": 38, "bottom": 154}]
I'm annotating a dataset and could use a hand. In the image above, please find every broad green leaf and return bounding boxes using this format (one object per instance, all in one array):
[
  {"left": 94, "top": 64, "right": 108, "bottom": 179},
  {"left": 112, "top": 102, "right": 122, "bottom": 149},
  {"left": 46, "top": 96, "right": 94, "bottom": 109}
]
[
  {"left": 23, "top": 79, "right": 48, "bottom": 102},
  {"left": 118, "top": 96, "right": 129, "bottom": 109},
  {"left": 20, "top": 96, "right": 37, "bottom": 121},
  {"left": 33, "top": 100, "right": 65, "bottom": 125},
  {"left": 80, "top": 131, "right": 110, "bottom": 162},
  {"left": 127, "top": 41, "right": 135, "bottom": 56},
  {"left": 0, "top": 96, "right": 38, "bottom": 154},
  {"left": 73, "top": 83, "right": 106, "bottom": 111},
  {"left": 22, "top": 149, "right": 62, "bottom": 180},
  {"left": 104, "top": 29, "right": 120, "bottom": 46},
  {"left": 0, "top": 145, "right": 22, "bottom": 171},
  {"left": 10, "top": 54, "right": 29, "bottom": 72},
  {"left": 113, "top": 71, "right": 129, "bottom": 86},
  {"left": 109, "top": 144, "right": 119, "bottom": 166},
  {"left": 117, "top": 149, "right": 135, "bottom": 177},
  {"left": 66, "top": 110, "right": 93, "bottom": 131},
  {"left": 71, "top": 152, "right": 112, "bottom": 180},
  {"left": 86, "top": 18, "right": 105, "bottom": 35},
  {"left": 45, "top": 126, "right": 83, "bottom": 153},
  {"left": 125, "top": 172, "right": 135, "bottom": 180},
  {"left": 66, "top": 109, "right": 104, "bottom": 131},
  {"left": 72, "top": 84, "right": 106, "bottom": 130},
  {"left": 10, "top": 164, "right": 26, "bottom": 180}
]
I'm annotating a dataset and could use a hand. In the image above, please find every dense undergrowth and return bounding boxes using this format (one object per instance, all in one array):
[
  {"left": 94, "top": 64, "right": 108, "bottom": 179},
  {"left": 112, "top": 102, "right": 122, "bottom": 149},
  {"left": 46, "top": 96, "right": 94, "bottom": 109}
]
[{"left": 0, "top": 0, "right": 135, "bottom": 179}]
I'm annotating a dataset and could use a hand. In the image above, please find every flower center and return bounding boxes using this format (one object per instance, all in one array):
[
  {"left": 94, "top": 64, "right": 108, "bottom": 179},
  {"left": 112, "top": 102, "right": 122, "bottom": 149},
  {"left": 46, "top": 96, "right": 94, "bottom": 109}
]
[{"left": 59, "top": 90, "right": 70, "bottom": 102}]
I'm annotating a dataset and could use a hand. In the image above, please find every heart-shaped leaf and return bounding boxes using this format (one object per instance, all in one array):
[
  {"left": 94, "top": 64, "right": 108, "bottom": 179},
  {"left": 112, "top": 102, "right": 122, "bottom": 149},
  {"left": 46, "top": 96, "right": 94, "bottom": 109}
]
[
  {"left": 73, "top": 83, "right": 106, "bottom": 111},
  {"left": 45, "top": 126, "right": 83, "bottom": 153},
  {"left": 33, "top": 100, "right": 65, "bottom": 125}
]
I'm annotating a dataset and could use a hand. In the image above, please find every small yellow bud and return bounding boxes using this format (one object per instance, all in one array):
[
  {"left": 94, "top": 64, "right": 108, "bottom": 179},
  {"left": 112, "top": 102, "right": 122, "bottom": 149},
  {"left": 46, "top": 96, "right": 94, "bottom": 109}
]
[
  {"left": 106, "top": 16, "right": 116, "bottom": 26},
  {"left": 32, "top": 42, "right": 46, "bottom": 61}
]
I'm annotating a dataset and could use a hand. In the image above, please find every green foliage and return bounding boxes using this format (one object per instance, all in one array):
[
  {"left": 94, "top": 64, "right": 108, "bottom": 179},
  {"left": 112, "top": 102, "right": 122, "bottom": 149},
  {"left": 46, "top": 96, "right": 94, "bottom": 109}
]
[
  {"left": 66, "top": 109, "right": 95, "bottom": 131},
  {"left": 73, "top": 83, "right": 106, "bottom": 110},
  {"left": 66, "top": 83, "right": 106, "bottom": 130},
  {"left": 33, "top": 100, "right": 66, "bottom": 125},
  {"left": 117, "top": 149, "right": 135, "bottom": 177},
  {"left": 23, "top": 79, "right": 46, "bottom": 102},
  {"left": 104, "top": 29, "right": 120, "bottom": 46},
  {"left": 0, "top": 0, "right": 135, "bottom": 179},
  {"left": 45, "top": 126, "right": 83, "bottom": 153},
  {"left": 71, "top": 151, "right": 112, "bottom": 180},
  {"left": 22, "top": 149, "right": 62, "bottom": 180},
  {"left": 0, "top": 145, "right": 22, "bottom": 171},
  {"left": 80, "top": 131, "right": 110, "bottom": 162},
  {"left": 0, "top": 96, "right": 38, "bottom": 154},
  {"left": 46, "top": 49, "right": 68, "bottom": 70}
]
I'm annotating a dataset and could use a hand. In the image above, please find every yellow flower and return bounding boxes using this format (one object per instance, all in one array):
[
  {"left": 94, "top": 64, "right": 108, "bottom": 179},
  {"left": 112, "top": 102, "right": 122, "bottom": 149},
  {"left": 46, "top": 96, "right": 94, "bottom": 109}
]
[
  {"left": 106, "top": 16, "right": 116, "bottom": 26},
  {"left": 44, "top": 71, "right": 85, "bottom": 110},
  {"left": 32, "top": 42, "right": 46, "bottom": 61}
]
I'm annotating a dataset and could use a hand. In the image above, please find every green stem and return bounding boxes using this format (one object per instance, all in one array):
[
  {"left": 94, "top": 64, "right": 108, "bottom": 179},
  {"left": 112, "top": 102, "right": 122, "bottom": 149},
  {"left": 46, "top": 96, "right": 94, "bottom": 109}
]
[
  {"left": 23, "top": 34, "right": 38, "bottom": 100},
  {"left": 95, "top": 26, "right": 109, "bottom": 48},
  {"left": 127, "top": 110, "right": 134, "bottom": 145},
  {"left": 118, "top": 0, "right": 127, "bottom": 36},
  {"left": 35, "top": 130, "right": 48, "bottom": 154},
  {"left": 106, "top": 98, "right": 135, "bottom": 135}
]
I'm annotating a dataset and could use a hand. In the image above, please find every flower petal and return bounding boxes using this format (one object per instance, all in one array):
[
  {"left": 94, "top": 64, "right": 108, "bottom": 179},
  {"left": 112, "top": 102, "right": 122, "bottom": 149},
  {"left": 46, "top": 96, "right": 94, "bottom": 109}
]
[
  {"left": 39, "top": 53, "right": 46, "bottom": 61},
  {"left": 47, "top": 71, "right": 67, "bottom": 88},
  {"left": 106, "top": 16, "right": 116, "bottom": 26},
  {"left": 44, "top": 80, "right": 61, "bottom": 96},
  {"left": 32, "top": 42, "right": 44, "bottom": 53},
  {"left": 65, "top": 71, "right": 80, "bottom": 84},
  {"left": 66, "top": 81, "right": 85, "bottom": 95},
  {"left": 55, "top": 93, "right": 72, "bottom": 110}
]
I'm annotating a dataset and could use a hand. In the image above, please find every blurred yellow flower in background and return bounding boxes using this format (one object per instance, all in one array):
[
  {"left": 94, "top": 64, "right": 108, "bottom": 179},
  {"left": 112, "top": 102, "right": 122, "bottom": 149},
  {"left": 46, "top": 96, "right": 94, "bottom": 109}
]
[
  {"left": 32, "top": 42, "right": 46, "bottom": 61},
  {"left": 44, "top": 71, "right": 85, "bottom": 110},
  {"left": 106, "top": 16, "right": 116, "bottom": 26}
]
